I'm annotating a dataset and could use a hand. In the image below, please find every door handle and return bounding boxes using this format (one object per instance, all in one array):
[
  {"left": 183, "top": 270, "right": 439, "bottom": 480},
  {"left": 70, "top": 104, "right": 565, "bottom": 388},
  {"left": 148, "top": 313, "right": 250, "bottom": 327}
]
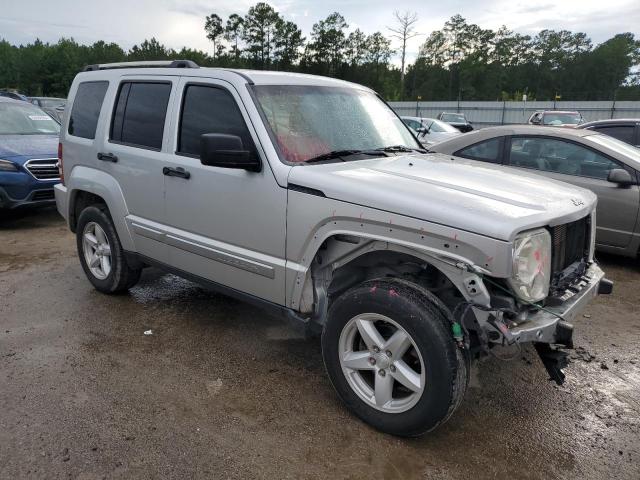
[
  {"left": 97, "top": 152, "right": 118, "bottom": 162},
  {"left": 163, "top": 166, "right": 191, "bottom": 179}
]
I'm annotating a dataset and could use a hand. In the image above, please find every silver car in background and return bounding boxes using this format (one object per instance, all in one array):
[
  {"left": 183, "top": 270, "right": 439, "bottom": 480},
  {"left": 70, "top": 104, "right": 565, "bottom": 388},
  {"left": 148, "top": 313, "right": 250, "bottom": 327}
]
[
  {"left": 401, "top": 116, "right": 462, "bottom": 147},
  {"left": 430, "top": 125, "right": 640, "bottom": 258}
]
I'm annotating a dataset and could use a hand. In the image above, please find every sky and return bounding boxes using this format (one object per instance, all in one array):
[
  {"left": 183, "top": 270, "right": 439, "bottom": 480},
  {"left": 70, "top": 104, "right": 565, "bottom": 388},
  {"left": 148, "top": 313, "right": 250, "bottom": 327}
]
[{"left": 1, "top": 0, "right": 639, "bottom": 65}]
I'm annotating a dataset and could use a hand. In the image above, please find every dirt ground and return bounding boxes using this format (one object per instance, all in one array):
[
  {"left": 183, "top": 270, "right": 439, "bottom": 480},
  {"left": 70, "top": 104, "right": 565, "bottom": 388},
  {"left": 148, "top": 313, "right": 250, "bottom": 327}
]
[{"left": 1, "top": 208, "right": 639, "bottom": 480}]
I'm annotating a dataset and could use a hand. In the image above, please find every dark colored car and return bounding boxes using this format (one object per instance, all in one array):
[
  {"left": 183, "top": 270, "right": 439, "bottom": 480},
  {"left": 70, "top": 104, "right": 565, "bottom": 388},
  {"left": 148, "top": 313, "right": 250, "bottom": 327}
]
[
  {"left": 578, "top": 119, "right": 640, "bottom": 147},
  {"left": 436, "top": 112, "right": 473, "bottom": 132},
  {"left": 30, "top": 97, "right": 66, "bottom": 123},
  {"left": 0, "top": 97, "right": 61, "bottom": 210}
]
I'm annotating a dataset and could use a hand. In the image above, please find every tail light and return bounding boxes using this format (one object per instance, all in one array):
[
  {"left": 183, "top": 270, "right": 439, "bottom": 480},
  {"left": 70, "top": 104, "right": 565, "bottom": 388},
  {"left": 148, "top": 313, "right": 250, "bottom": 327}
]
[{"left": 57, "top": 142, "right": 64, "bottom": 185}]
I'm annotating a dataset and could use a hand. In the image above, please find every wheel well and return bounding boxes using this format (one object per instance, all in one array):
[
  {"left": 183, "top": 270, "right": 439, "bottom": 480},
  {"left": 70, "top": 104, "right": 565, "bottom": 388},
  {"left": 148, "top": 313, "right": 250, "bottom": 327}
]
[
  {"left": 69, "top": 190, "right": 107, "bottom": 232},
  {"left": 324, "top": 249, "right": 466, "bottom": 316}
]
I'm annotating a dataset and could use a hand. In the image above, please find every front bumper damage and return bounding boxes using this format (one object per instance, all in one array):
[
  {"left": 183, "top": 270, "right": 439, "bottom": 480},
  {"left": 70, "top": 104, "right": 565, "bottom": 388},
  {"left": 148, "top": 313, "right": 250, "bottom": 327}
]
[
  {"left": 487, "top": 262, "right": 611, "bottom": 385},
  {"left": 508, "top": 262, "right": 607, "bottom": 345}
]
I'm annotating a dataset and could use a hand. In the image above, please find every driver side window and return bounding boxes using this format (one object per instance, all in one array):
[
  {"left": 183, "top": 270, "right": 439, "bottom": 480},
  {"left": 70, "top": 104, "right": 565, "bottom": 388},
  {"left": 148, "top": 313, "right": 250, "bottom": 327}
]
[{"left": 508, "top": 137, "right": 619, "bottom": 179}]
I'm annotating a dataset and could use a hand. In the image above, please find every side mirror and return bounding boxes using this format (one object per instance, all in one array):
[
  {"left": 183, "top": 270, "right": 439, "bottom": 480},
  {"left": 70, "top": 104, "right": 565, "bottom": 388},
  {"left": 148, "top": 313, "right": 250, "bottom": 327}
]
[
  {"left": 416, "top": 127, "right": 427, "bottom": 135},
  {"left": 200, "top": 134, "right": 260, "bottom": 172},
  {"left": 531, "top": 117, "right": 540, "bottom": 125},
  {"left": 607, "top": 168, "right": 635, "bottom": 186}
]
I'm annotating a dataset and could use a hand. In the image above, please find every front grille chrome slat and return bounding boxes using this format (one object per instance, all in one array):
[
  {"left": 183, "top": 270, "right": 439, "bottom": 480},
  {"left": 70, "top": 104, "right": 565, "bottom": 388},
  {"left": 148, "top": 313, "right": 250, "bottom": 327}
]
[
  {"left": 24, "top": 158, "right": 60, "bottom": 181},
  {"left": 549, "top": 216, "right": 590, "bottom": 295}
]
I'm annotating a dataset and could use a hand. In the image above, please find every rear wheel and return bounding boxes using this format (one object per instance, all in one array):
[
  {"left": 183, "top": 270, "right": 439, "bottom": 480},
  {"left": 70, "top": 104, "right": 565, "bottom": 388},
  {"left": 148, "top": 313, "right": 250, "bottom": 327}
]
[
  {"left": 322, "top": 278, "right": 468, "bottom": 436},
  {"left": 76, "top": 205, "right": 141, "bottom": 293}
]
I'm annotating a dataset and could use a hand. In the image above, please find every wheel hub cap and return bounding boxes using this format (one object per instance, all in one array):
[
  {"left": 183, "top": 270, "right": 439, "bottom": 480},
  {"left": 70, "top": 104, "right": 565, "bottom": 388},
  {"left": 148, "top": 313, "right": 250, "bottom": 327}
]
[
  {"left": 338, "top": 313, "right": 426, "bottom": 413},
  {"left": 82, "top": 221, "right": 112, "bottom": 280},
  {"left": 374, "top": 352, "right": 391, "bottom": 370}
]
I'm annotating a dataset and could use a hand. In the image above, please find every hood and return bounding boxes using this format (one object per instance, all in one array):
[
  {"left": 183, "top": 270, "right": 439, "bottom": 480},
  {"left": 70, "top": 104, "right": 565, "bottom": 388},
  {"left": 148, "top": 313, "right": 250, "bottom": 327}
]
[
  {"left": 287, "top": 153, "right": 596, "bottom": 241},
  {"left": 0, "top": 135, "right": 59, "bottom": 162}
]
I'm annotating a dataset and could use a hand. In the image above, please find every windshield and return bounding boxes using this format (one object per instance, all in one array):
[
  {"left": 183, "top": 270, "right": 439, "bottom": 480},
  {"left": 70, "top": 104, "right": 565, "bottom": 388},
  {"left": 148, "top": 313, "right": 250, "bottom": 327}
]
[
  {"left": 440, "top": 113, "right": 465, "bottom": 123},
  {"left": 252, "top": 85, "right": 420, "bottom": 163},
  {"left": 543, "top": 113, "right": 582, "bottom": 125},
  {"left": 0, "top": 102, "right": 60, "bottom": 135},
  {"left": 427, "top": 119, "right": 459, "bottom": 133},
  {"left": 585, "top": 133, "right": 640, "bottom": 168}
]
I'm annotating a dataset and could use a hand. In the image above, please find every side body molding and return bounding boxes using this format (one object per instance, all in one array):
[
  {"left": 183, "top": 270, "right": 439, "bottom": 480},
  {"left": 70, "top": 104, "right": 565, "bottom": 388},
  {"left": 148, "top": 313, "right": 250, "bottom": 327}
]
[{"left": 126, "top": 216, "right": 279, "bottom": 280}]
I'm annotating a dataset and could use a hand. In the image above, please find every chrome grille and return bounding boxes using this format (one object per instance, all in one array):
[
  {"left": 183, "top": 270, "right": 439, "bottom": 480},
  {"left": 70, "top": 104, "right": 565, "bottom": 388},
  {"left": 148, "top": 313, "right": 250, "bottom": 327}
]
[
  {"left": 551, "top": 217, "right": 589, "bottom": 274},
  {"left": 25, "top": 158, "right": 60, "bottom": 181}
]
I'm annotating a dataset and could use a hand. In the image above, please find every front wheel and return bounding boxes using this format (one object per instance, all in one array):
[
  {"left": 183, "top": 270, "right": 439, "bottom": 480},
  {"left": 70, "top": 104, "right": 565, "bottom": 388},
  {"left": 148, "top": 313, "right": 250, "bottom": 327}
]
[{"left": 321, "top": 278, "right": 469, "bottom": 436}]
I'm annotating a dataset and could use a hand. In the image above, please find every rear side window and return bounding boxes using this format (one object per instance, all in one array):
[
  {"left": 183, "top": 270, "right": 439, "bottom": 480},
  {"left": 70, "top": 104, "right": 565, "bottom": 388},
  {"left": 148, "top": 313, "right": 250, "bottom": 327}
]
[
  {"left": 68, "top": 81, "right": 108, "bottom": 139},
  {"left": 592, "top": 125, "right": 635, "bottom": 145},
  {"left": 177, "top": 85, "right": 254, "bottom": 156},
  {"left": 456, "top": 138, "right": 502, "bottom": 163},
  {"left": 110, "top": 82, "right": 171, "bottom": 150}
]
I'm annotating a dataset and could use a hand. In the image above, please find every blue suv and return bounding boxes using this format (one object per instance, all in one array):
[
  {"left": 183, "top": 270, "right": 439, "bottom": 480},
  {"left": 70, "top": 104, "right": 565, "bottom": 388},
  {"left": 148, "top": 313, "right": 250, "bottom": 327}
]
[{"left": 0, "top": 97, "right": 60, "bottom": 210}]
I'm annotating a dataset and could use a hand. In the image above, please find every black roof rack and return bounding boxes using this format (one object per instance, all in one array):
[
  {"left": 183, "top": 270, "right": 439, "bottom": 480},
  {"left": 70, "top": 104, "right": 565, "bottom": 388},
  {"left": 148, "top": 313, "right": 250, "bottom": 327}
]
[{"left": 82, "top": 60, "right": 199, "bottom": 72}]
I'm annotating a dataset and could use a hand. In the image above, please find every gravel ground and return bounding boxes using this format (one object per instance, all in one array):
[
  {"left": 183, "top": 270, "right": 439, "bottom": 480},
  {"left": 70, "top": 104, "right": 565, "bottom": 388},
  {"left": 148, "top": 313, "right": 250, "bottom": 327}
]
[{"left": 1, "top": 208, "right": 639, "bottom": 480}]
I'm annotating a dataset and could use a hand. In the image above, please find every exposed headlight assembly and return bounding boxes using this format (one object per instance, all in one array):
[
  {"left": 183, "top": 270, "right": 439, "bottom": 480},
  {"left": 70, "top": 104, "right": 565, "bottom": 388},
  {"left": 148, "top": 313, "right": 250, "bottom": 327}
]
[
  {"left": 509, "top": 228, "right": 551, "bottom": 303},
  {"left": 0, "top": 159, "right": 19, "bottom": 172}
]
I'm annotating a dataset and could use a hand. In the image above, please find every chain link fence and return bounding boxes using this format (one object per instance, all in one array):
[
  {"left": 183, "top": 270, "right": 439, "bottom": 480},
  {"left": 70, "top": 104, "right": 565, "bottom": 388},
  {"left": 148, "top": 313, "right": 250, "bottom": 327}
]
[{"left": 389, "top": 101, "right": 640, "bottom": 127}]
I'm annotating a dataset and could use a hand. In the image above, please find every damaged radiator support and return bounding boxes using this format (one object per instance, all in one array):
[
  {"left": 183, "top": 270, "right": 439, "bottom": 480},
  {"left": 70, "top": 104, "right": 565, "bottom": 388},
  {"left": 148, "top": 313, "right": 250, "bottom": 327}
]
[{"left": 455, "top": 296, "right": 576, "bottom": 385}]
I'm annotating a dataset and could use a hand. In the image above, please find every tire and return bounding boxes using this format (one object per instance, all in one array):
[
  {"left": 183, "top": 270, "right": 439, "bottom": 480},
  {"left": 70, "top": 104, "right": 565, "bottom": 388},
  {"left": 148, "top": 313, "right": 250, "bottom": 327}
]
[
  {"left": 76, "top": 205, "right": 141, "bottom": 294},
  {"left": 321, "top": 278, "right": 469, "bottom": 437}
]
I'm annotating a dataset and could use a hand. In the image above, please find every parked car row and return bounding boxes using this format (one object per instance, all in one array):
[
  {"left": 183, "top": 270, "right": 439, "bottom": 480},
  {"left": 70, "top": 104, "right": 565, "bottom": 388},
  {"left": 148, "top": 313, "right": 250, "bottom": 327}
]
[
  {"left": 29, "top": 97, "right": 66, "bottom": 123},
  {"left": 0, "top": 90, "right": 66, "bottom": 123},
  {"left": 3, "top": 62, "right": 634, "bottom": 438}
]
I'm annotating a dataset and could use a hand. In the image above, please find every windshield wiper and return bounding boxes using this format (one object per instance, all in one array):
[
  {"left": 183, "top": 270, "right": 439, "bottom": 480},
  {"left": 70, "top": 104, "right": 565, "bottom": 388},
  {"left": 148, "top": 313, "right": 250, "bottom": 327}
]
[
  {"left": 304, "top": 149, "right": 385, "bottom": 163},
  {"left": 375, "top": 145, "right": 426, "bottom": 153}
]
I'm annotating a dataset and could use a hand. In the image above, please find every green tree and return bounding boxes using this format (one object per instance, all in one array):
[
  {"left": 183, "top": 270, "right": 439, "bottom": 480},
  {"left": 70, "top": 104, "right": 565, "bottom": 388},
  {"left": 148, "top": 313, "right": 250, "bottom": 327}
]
[
  {"left": 243, "top": 2, "right": 281, "bottom": 68},
  {"left": 273, "top": 19, "right": 304, "bottom": 69},
  {"left": 128, "top": 38, "right": 173, "bottom": 60},
  {"left": 308, "top": 12, "right": 348, "bottom": 75},
  {"left": 344, "top": 29, "right": 368, "bottom": 66},
  {"left": 204, "top": 14, "right": 224, "bottom": 60},
  {"left": 225, "top": 13, "right": 244, "bottom": 63}
]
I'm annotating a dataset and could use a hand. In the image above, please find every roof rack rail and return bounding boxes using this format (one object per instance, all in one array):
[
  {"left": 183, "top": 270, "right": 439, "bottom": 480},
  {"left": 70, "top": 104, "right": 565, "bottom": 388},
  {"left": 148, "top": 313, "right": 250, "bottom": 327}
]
[{"left": 82, "top": 60, "right": 199, "bottom": 72}]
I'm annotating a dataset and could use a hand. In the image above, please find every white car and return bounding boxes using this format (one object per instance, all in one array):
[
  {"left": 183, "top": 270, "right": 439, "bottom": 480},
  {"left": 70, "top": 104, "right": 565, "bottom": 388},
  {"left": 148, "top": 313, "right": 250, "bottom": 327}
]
[{"left": 401, "top": 116, "right": 462, "bottom": 147}]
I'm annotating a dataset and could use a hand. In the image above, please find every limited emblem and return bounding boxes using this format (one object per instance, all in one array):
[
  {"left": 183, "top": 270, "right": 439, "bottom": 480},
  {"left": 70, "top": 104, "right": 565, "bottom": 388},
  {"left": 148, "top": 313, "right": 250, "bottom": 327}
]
[{"left": 571, "top": 198, "right": 584, "bottom": 206}]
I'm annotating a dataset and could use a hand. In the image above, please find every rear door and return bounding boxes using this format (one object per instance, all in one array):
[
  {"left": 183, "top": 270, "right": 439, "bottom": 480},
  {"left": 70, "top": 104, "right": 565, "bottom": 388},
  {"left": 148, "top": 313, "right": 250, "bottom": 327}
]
[
  {"left": 505, "top": 136, "right": 639, "bottom": 248},
  {"left": 162, "top": 77, "right": 287, "bottom": 304},
  {"left": 102, "top": 76, "right": 179, "bottom": 262}
]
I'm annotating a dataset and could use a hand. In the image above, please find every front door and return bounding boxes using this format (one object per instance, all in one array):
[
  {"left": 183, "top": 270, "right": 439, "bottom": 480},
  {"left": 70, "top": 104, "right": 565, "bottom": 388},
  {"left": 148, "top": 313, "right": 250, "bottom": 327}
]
[
  {"left": 506, "top": 136, "right": 640, "bottom": 248},
  {"left": 162, "top": 78, "right": 287, "bottom": 304}
]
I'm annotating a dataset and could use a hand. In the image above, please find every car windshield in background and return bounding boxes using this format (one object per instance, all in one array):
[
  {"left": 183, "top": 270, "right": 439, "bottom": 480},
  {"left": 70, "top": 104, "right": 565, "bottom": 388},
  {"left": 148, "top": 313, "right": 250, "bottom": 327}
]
[
  {"left": 543, "top": 113, "right": 582, "bottom": 125},
  {"left": 428, "top": 119, "right": 459, "bottom": 133},
  {"left": 441, "top": 113, "right": 465, "bottom": 123},
  {"left": 252, "top": 85, "right": 420, "bottom": 163},
  {"left": 586, "top": 133, "right": 640, "bottom": 168},
  {"left": 0, "top": 102, "right": 60, "bottom": 135}
]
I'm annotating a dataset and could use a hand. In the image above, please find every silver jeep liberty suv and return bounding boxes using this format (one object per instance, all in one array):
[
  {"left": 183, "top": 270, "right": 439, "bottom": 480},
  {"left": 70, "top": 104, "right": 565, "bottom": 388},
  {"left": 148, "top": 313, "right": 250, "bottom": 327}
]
[{"left": 55, "top": 60, "right": 611, "bottom": 436}]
